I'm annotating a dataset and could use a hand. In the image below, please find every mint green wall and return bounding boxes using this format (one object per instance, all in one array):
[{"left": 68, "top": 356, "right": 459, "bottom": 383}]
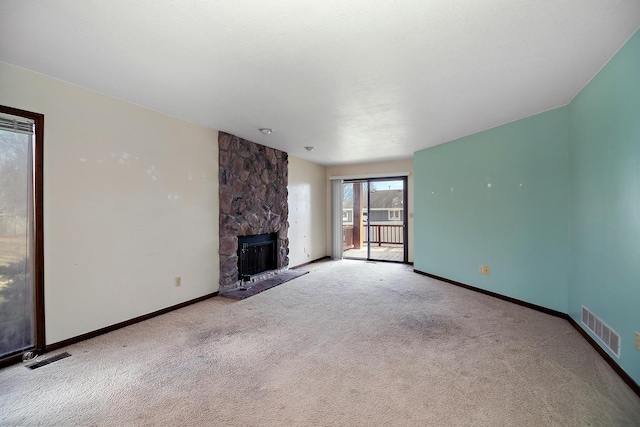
[
  {"left": 568, "top": 30, "right": 640, "bottom": 378},
  {"left": 414, "top": 108, "right": 569, "bottom": 312},
  {"left": 414, "top": 29, "right": 640, "bottom": 386}
]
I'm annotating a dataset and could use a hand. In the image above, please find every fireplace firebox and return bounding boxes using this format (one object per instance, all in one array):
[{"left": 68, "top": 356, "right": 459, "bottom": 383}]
[{"left": 237, "top": 233, "right": 277, "bottom": 281}]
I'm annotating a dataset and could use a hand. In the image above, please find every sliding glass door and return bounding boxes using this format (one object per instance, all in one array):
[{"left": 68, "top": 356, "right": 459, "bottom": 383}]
[
  {"left": 0, "top": 106, "right": 44, "bottom": 365},
  {"left": 342, "top": 177, "right": 407, "bottom": 263}
]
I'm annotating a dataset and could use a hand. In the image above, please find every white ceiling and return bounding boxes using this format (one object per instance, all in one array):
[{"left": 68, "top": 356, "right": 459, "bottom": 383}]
[{"left": 1, "top": 1, "right": 639, "bottom": 165}]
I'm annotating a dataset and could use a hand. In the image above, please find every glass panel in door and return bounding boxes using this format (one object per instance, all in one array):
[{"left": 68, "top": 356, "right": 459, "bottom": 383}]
[
  {"left": 0, "top": 127, "right": 34, "bottom": 358},
  {"left": 342, "top": 181, "right": 368, "bottom": 259},
  {"left": 367, "top": 179, "right": 405, "bottom": 262}
]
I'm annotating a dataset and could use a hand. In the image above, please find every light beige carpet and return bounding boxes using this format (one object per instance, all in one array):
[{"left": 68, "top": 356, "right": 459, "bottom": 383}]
[{"left": 1, "top": 260, "right": 639, "bottom": 426}]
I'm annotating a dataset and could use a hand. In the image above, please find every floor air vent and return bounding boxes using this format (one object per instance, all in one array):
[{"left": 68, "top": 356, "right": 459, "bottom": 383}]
[
  {"left": 581, "top": 306, "right": 620, "bottom": 358},
  {"left": 26, "top": 352, "right": 71, "bottom": 370}
]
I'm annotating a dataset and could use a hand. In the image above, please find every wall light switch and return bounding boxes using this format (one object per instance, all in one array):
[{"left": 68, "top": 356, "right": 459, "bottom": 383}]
[
  {"left": 635, "top": 331, "right": 640, "bottom": 351},
  {"left": 175, "top": 277, "right": 182, "bottom": 287},
  {"left": 479, "top": 265, "right": 484, "bottom": 273}
]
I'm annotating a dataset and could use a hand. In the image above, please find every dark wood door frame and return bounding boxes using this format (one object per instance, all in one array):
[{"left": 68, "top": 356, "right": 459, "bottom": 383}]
[
  {"left": 0, "top": 105, "right": 45, "bottom": 367},
  {"left": 345, "top": 176, "right": 409, "bottom": 264}
]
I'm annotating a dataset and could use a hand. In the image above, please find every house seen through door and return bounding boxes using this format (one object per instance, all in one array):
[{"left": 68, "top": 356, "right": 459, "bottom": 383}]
[{"left": 342, "top": 177, "right": 407, "bottom": 262}]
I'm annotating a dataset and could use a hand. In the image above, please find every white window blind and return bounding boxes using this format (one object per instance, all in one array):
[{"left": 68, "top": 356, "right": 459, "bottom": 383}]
[
  {"left": 330, "top": 179, "right": 343, "bottom": 260},
  {"left": 0, "top": 114, "right": 34, "bottom": 135}
]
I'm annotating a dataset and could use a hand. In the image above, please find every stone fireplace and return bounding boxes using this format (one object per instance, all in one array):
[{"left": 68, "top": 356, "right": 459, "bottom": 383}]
[{"left": 218, "top": 132, "right": 289, "bottom": 292}]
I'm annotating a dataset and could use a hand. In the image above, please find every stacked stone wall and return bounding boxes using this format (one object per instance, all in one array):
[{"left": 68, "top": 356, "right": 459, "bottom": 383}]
[{"left": 218, "top": 132, "right": 289, "bottom": 291}]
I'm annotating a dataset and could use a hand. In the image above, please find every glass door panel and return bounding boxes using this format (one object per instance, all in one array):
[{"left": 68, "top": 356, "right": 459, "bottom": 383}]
[
  {"left": 342, "top": 181, "right": 368, "bottom": 259},
  {"left": 367, "top": 179, "right": 405, "bottom": 262},
  {"left": 0, "top": 127, "right": 34, "bottom": 358}
]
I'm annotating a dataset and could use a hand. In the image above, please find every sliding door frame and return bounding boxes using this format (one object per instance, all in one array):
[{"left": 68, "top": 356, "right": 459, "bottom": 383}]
[{"left": 344, "top": 176, "right": 408, "bottom": 264}]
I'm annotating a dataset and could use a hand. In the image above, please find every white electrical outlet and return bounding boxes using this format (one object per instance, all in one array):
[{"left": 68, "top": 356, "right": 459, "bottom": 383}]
[
  {"left": 175, "top": 277, "right": 181, "bottom": 287},
  {"left": 635, "top": 331, "right": 640, "bottom": 351},
  {"left": 479, "top": 265, "right": 484, "bottom": 273}
]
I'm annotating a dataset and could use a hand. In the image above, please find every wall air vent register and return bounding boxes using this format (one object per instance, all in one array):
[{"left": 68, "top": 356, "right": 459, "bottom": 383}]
[{"left": 581, "top": 306, "right": 620, "bottom": 358}]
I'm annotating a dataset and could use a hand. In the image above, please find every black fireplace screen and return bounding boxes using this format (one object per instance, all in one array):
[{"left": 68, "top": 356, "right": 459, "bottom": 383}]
[{"left": 237, "top": 233, "right": 277, "bottom": 280}]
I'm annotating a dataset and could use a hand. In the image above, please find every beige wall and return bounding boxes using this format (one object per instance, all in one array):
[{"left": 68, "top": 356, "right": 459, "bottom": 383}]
[
  {"left": 0, "top": 62, "right": 219, "bottom": 344},
  {"left": 287, "top": 156, "right": 327, "bottom": 266},
  {"left": 326, "top": 159, "right": 414, "bottom": 262}
]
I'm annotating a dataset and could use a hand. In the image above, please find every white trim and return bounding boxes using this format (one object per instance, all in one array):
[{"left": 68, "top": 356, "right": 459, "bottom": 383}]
[
  {"left": 329, "top": 171, "right": 410, "bottom": 181},
  {"left": 388, "top": 209, "right": 401, "bottom": 220}
]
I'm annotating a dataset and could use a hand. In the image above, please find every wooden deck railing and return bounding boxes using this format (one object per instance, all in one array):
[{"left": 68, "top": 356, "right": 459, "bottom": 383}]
[
  {"left": 365, "top": 224, "right": 404, "bottom": 246},
  {"left": 342, "top": 225, "right": 354, "bottom": 250},
  {"left": 343, "top": 224, "right": 403, "bottom": 248}
]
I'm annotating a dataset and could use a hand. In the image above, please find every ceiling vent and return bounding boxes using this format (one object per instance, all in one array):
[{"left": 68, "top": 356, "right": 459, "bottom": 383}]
[{"left": 581, "top": 306, "right": 620, "bottom": 358}]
